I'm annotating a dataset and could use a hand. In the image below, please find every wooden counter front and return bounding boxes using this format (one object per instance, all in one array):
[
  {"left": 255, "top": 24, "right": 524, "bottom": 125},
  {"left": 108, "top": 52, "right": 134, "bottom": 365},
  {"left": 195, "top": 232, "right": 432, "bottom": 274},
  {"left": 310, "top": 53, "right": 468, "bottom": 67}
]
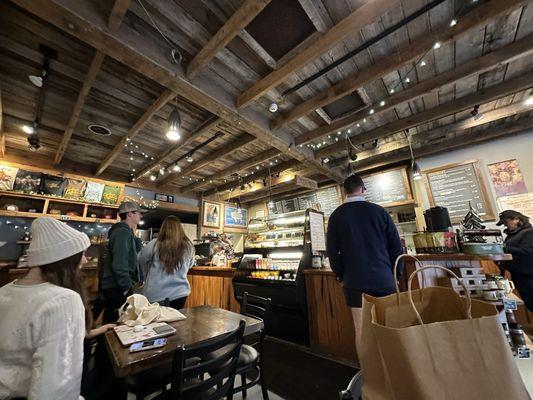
[
  {"left": 185, "top": 266, "right": 239, "bottom": 312},
  {"left": 304, "top": 268, "right": 357, "bottom": 366}
]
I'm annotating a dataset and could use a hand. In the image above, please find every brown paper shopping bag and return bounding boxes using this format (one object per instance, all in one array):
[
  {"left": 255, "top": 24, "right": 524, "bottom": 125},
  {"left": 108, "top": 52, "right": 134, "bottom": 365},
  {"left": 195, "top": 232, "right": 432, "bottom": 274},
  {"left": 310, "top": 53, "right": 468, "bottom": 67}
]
[{"left": 361, "top": 261, "right": 529, "bottom": 400}]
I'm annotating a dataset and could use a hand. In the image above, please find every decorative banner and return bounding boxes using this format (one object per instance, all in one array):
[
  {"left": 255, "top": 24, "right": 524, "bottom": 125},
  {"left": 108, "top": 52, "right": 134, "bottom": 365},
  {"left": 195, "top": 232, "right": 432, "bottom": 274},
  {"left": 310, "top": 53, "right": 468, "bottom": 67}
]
[
  {"left": 202, "top": 200, "right": 221, "bottom": 228},
  {"left": 224, "top": 205, "right": 248, "bottom": 228},
  {"left": 498, "top": 192, "right": 533, "bottom": 218},
  {"left": 487, "top": 159, "right": 527, "bottom": 197}
]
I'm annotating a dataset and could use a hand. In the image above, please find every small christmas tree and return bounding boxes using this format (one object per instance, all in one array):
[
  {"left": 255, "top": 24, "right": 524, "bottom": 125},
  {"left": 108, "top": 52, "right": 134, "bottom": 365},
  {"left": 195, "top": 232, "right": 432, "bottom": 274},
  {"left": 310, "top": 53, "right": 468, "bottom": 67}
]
[{"left": 461, "top": 202, "right": 485, "bottom": 242}]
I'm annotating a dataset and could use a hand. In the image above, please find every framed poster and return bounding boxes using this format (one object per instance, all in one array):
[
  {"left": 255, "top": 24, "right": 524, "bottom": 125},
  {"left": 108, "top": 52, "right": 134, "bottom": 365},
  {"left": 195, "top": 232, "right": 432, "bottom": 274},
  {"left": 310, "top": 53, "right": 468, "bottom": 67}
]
[
  {"left": 155, "top": 193, "right": 174, "bottom": 203},
  {"left": 202, "top": 200, "right": 221, "bottom": 228},
  {"left": 424, "top": 160, "right": 494, "bottom": 223},
  {"left": 487, "top": 159, "right": 527, "bottom": 197},
  {"left": 224, "top": 205, "right": 248, "bottom": 228},
  {"left": 498, "top": 193, "right": 533, "bottom": 218}
]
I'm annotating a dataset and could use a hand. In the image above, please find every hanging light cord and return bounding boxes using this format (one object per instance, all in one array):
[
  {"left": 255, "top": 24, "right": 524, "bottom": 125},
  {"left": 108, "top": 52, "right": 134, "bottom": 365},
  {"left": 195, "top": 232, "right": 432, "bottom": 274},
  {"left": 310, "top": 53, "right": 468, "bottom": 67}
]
[{"left": 405, "top": 130, "right": 415, "bottom": 163}]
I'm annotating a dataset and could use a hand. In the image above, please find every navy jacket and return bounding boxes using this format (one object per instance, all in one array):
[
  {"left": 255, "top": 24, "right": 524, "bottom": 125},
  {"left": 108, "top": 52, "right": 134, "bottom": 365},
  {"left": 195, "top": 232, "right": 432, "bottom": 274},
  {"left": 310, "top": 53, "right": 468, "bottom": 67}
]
[{"left": 327, "top": 200, "right": 403, "bottom": 291}]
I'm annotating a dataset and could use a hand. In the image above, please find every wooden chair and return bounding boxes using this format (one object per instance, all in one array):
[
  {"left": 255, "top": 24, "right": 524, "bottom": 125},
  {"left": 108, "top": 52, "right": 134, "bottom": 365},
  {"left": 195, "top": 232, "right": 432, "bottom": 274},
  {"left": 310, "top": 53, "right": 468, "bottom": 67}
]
[
  {"left": 231, "top": 292, "right": 271, "bottom": 400},
  {"left": 151, "top": 319, "right": 245, "bottom": 400}
]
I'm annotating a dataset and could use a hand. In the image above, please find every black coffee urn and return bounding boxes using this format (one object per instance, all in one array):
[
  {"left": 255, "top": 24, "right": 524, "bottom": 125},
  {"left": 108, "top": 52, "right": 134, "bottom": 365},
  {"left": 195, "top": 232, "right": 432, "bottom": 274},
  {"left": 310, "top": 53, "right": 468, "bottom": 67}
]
[{"left": 424, "top": 206, "right": 452, "bottom": 231}]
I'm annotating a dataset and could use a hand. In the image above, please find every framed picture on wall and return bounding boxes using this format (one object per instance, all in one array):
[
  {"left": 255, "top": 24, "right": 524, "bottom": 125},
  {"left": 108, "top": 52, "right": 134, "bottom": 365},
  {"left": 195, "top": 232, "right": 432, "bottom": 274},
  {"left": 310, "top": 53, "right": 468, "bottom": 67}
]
[
  {"left": 202, "top": 200, "right": 221, "bottom": 228},
  {"left": 487, "top": 159, "right": 527, "bottom": 197},
  {"left": 224, "top": 205, "right": 248, "bottom": 228}
]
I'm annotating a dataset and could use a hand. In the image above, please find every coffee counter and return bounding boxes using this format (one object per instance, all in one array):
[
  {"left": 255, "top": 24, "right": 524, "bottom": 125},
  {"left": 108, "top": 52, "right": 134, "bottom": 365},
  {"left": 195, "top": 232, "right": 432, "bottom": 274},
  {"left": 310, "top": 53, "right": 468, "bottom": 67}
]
[
  {"left": 185, "top": 266, "right": 239, "bottom": 312},
  {"left": 303, "top": 253, "right": 531, "bottom": 367}
]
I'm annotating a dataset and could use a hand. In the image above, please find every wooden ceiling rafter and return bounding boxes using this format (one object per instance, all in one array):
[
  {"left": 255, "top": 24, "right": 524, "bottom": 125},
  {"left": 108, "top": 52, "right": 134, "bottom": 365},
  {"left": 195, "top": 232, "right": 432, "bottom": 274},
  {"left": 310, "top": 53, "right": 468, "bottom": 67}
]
[
  {"left": 221, "top": 173, "right": 297, "bottom": 201},
  {"left": 236, "top": 0, "right": 399, "bottom": 108},
  {"left": 133, "top": 116, "right": 221, "bottom": 180},
  {"left": 157, "top": 134, "right": 257, "bottom": 187},
  {"left": 11, "top": 0, "right": 343, "bottom": 183},
  {"left": 180, "top": 147, "right": 280, "bottom": 193},
  {"left": 108, "top": 0, "right": 132, "bottom": 31},
  {"left": 351, "top": 116, "right": 533, "bottom": 174},
  {"left": 295, "top": 33, "right": 533, "bottom": 146},
  {"left": 95, "top": 88, "right": 175, "bottom": 176},
  {"left": 315, "top": 69, "right": 533, "bottom": 158},
  {"left": 204, "top": 159, "right": 300, "bottom": 197},
  {"left": 54, "top": 0, "right": 133, "bottom": 165},
  {"left": 186, "top": 0, "right": 272, "bottom": 79},
  {"left": 54, "top": 50, "right": 105, "bottom": 164},
  {"left": 273, "top": 0, "right": 529, "bottom": 129},
  {"left": 330, "top": 100, "right": 533, "bottom": 168}
]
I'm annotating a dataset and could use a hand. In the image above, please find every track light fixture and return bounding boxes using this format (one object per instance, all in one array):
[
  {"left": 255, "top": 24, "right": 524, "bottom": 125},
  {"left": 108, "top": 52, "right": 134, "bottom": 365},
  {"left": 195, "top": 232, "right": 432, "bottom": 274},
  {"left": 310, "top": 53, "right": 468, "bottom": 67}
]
[
  {"left": 28, "top": 44, "right": 55, "bottom": 88},
  {"left": 470, "top": 104, "right": 483, "bottom": 121},
  {"left": 269, "top": 102, "right": 278, "bottom": 113},
  {"left": 186, "top": 153, "right": 194, "bottom": 163},
  {"left": 412, "top": 161, "right": 423, "bottom": 181},
  {"left": 27, "top": 132, "right": 41, "bottom": 152},
  {"left": 348, "top": 149, "right": 358, "bottom": 161}
]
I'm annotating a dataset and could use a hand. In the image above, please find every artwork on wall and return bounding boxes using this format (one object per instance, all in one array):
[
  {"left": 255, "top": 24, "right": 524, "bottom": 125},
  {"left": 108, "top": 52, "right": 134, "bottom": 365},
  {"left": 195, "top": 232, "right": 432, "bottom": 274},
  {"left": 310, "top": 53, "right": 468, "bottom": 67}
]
[
  {"left": 155, "top": 193, "right": 174, "bottom": 203},
  {"left": 202, "top": 200, "right": 221, "bottom": 228},
  {"left": 224, "top": 205, "right": 248, "bottom": 228},
  {"left": 487, "top": 159, "right": 527, "bottom": 197}
]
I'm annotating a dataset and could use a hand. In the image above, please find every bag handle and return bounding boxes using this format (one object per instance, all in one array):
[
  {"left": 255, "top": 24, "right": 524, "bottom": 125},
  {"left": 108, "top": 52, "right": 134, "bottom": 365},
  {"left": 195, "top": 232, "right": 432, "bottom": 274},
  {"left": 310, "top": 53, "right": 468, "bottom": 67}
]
[
  {"left": 407, "top": 265, "right": 473, "bottom": 325},
  {"left": 393, "top": 254, "right": 426, "bottom": 305}
]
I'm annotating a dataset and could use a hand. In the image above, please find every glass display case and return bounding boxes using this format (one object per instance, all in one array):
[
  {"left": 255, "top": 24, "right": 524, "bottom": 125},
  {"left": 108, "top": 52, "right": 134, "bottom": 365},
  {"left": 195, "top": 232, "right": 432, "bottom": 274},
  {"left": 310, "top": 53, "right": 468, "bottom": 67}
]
[{"left": 245, "top": 209, "right": 307, "bottom": 249}]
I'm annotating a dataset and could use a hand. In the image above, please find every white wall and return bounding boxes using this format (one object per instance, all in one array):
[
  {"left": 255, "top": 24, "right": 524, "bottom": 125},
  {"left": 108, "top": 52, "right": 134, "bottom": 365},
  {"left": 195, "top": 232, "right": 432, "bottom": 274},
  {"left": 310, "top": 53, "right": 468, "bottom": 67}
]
[{"left": 413, "top": 130, "right": 533, "bottom": 229}]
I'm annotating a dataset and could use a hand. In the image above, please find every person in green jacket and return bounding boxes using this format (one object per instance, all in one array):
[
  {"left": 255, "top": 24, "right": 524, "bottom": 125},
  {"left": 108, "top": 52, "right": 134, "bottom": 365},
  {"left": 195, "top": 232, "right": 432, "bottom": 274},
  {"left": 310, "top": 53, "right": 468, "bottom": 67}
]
[{"left": 100, "top": 201, "right": 142, "bottom": 322}]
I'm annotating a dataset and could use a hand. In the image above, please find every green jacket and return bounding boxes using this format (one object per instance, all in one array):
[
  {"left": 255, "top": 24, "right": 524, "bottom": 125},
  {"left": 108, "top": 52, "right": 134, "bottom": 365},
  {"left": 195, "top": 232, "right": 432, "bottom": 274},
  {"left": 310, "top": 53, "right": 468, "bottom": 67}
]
[{"left": 100, "top": 222, "right": 139, "bottom": 291}]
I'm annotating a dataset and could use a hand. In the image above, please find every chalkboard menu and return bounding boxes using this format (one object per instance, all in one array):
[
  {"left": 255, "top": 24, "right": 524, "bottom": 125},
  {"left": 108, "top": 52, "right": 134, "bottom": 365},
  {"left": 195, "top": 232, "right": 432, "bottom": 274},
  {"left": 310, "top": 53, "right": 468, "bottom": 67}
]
[
  {"left": 425, "top": 161, "right": 494, "bottom": 223},
  {"left": 267, "top": 186, "right": 340, "bottom": 217},
  {"left": 315, "top": 186, "right": 340, "bottom": 217},
  {"left": 361, "top": 167, "right": 412, "bottom": 207}
]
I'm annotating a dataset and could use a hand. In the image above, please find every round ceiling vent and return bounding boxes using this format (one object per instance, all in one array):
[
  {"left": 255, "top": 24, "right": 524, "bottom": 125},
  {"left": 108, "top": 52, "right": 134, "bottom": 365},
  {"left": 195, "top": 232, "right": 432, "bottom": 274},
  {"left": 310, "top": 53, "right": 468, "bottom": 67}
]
[{"left": 88, "top": 124, "right": 111, "bottom": 136}]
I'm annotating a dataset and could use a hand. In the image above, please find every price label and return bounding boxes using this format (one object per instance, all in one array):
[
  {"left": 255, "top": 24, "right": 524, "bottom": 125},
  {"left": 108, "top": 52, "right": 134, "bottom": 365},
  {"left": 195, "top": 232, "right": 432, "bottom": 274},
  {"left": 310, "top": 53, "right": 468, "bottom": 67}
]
[
  {"left": 504, "top": 298, "right": 518, "bottom": 311},
  {"left": 517, "top": 347, "right": 531, "bottom": 359}
]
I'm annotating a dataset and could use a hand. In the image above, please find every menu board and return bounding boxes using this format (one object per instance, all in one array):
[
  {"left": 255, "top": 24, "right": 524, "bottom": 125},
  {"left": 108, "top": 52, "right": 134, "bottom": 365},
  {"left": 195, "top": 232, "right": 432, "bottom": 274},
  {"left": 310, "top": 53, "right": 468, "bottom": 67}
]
[
  {"left": 498, "top": 193, "right": 533, "bottom": 218},
  {"left": 315, "top": 186, "right": 340, "bottom": 217},
  {"left": 362, "top": 167, "right": 412, "bottom": 206},
  {"left": 308, "top": 211, "right": 326, "bottom": 252},
  {"left": 425, "top": 161, "right": 494, "bottom": 223},
  {"left": 282, "top": 198, "right": 298, "bottom": 213}
]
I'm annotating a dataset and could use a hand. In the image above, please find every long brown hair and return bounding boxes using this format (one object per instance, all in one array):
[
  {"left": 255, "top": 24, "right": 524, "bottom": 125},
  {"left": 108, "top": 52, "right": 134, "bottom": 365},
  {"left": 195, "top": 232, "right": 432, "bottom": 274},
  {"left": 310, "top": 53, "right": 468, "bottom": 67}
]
[
  {"left": 40, "top": 252, "right": 92, "bottom": 332},
  {"left": 156, "top": 215, "right": 194, "bottom": 274}
]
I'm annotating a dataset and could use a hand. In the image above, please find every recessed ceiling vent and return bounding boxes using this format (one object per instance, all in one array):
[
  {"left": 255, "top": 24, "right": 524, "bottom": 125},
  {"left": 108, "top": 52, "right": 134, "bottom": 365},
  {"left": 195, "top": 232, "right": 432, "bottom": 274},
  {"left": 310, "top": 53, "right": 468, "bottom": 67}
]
[{"left": 88, "top": 124, "right": 111, "bottom": 136}]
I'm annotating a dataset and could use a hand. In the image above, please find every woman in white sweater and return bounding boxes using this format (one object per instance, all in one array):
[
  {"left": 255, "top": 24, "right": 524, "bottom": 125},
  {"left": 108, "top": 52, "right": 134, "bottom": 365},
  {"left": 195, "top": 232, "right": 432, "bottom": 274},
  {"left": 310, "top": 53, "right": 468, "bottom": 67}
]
[{"left": 0, "top": 217, "right": 92, "bottom": 400}]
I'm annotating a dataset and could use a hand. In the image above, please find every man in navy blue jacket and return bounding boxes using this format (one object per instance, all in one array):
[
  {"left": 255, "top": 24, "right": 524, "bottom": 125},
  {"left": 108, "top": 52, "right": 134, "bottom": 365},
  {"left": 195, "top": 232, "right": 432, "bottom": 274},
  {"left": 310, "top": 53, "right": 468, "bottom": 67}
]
[{"left": 327, "top": 173, "right": 403, "bottom": 360}]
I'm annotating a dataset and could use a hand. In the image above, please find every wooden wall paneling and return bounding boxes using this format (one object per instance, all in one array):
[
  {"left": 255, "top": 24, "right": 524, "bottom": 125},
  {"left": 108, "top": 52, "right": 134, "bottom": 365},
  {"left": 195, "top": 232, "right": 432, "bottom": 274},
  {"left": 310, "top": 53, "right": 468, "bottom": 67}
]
[
  {"left": 0, "top": 87, "right": 4, "bottom": 157},
  {"left": 185, "top": 269, "right": 239, "bottom": 312}
]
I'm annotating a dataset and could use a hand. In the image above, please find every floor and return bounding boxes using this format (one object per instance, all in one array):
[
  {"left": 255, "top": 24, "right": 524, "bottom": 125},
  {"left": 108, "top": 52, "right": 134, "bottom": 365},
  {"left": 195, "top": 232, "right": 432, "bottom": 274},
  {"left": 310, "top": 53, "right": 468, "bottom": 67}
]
[{"left": 127, "top": 338, "right": 357, "bottom": 400}]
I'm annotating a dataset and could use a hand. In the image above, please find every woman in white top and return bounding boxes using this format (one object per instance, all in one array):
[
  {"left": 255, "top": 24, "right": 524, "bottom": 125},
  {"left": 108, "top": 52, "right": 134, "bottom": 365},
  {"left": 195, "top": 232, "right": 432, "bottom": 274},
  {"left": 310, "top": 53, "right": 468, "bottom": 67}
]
[
  {"left": 139, "top": 215, "right": 195, "bottom": 310},
  {"left": 0, "top": 217, "right": 91, "bottom": 400}
]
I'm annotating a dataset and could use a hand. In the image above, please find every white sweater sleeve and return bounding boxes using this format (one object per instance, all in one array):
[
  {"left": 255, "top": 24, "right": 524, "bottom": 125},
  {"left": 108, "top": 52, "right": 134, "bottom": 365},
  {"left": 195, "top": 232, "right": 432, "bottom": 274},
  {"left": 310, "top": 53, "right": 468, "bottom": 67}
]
[{"left": 28, "top": 292, "right": 86, "bottom": 400}]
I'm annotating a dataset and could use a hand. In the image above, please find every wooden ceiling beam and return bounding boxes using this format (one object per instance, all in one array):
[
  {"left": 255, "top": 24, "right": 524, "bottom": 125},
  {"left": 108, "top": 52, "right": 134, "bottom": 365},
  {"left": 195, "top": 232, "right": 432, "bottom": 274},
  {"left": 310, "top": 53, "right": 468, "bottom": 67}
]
[
  {"left": 274, "top": 0, "right": 529, "bottom": 129},
  {"left": 157, "top": 134, "right": 257, "bottom": 187},
  {"left": 204, "top": 159, "right": 300, "bottom": 196},
  {"left": 222, "top": 173, "right": 297, "bottom": 201},
  {"left": 108, "top": 0, "right": 131, "bottom": 31},
  {"left": 331, "top": 101, "right": 533, "bottom": 168},
  {"left": 95, "top": 88, "right": 175, "bottom": 176},
  {"left": 186, "top": 0, "right": 271, "bottom": 79},
  {"left": 12, "top": 0, "right": 342, "bottom": 183},
  {"left": 295, "top": 33, "right": 533, "bottom": 146},
  {"left": 352, "top": 116, "right": 533, "bottom": 174},
  {"left": 54, "top": 50, "right": 105, "bottom": 164},
  {"left": 235, "top": 0, "right": 399, "bottom": 108},
  {"left": 0, "top": 87, "right": 4, "bottom": 158},
  {"left": 134, "top": 116, "right": 221, "bottom": 180},
  {"left": 181, "top": 147, "right": 280, "bottom": 193},
  {"left": 315, "top": 69, "right": 533, "bottom": 158}
]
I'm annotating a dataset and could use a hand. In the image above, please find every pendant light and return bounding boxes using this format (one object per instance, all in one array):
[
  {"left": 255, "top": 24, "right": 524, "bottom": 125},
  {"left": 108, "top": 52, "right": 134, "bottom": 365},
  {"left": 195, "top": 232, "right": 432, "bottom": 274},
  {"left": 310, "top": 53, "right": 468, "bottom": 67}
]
[
  {"left": 406, "top": 130, "right": 423, "bottom": 181},
  {"left": 166, "top": 99, "right": 181, "bottom": 141}
]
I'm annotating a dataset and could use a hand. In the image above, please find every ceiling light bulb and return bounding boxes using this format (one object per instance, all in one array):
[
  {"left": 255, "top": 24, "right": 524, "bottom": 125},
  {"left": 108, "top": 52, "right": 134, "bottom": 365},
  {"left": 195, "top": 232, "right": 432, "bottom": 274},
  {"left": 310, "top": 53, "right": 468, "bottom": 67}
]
[
  {"left": 347, "top": 129, "right": 351, "bottom": 133},
  {"left": 173, "top": 164, "right": 181, "bottom": 172},
  {"left": 420, "top": 60, "right": 427, "bottom": 67},
  {"left": 159, "top": 168, "right": 165, "bottom": 175},
  {"left": 166, "top": 107, "right": 181, "bottom": 141},
  {"left": 22, "top": 125, "right": 35, "bottom": 134},
  {"left": 269, "top": 102, "right": 278, "bottom": 113},
  {"left": 356, "top": 123, "right": 360, "bottom": 127},
  {"left": 524, "top": 96, "right": 533, "bottom": 106},
  {"left": 412, "top": 161, "right": 423, "bottom": 181},
  {"left": 433, "top": 42, "right": 441, "bottom": 49},
  {"left": 405, "top": 77, "right": 411, "bottom": 83},
  {"left": 337, "top": 131, "right": 341, "bottom": 135},
  {"left": 390, "top": 88, "right": 395, "bottom": 94},
  {"left": 450, "top": 19, "right": 457, "bottom": 27},
  {"left": 187, "top": 155, "right": 194, "bottom": 163},
  {"left": 150, "top": 175, "right": 156, "bottom": 181},
  {"left": 369, "top": 109, "right": 375, "bottom": 115},
  {"left": 379, "top": 100, "right": 386, "bottom": 106}
]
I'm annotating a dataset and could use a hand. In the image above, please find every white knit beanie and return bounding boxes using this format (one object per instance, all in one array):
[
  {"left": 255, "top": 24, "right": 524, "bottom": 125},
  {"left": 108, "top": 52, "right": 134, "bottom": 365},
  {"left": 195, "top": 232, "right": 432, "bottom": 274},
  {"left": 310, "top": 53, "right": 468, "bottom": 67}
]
[{"left": 27, "top": 217, "right": 91, "bottom": 267}]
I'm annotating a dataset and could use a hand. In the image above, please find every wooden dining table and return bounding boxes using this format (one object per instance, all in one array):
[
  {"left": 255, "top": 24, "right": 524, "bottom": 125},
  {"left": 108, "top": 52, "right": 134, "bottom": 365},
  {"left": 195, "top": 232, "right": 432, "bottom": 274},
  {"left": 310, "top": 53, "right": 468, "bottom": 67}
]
[{"left": 104, "top": 305, "right": 264, "bottom": 377}]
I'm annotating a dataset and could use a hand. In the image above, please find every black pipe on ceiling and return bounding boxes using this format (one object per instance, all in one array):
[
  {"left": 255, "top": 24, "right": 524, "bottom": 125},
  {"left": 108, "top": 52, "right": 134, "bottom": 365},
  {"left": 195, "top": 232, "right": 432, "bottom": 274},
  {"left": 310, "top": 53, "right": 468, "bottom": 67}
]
[{"left": 281, "top": 0, "right": 448, "bottom": 98}]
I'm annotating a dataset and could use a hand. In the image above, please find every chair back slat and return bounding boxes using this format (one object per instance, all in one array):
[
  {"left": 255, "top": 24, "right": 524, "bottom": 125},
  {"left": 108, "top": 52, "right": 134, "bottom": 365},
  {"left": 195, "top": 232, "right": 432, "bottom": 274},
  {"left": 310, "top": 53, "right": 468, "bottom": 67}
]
[
  {"left": 242, "top": 292, "right": 271, "bottom": 321},
  {"left": 169, "top": 320, "right": 245, "bottom": 400}
]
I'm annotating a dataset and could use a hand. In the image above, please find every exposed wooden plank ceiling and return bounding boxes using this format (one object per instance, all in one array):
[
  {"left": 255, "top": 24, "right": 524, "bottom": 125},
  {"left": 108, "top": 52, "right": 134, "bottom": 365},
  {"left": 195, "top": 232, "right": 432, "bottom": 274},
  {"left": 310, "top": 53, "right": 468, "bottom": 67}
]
[{"left": 0, "top": 0, "right": 531, "bottom": 201}]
